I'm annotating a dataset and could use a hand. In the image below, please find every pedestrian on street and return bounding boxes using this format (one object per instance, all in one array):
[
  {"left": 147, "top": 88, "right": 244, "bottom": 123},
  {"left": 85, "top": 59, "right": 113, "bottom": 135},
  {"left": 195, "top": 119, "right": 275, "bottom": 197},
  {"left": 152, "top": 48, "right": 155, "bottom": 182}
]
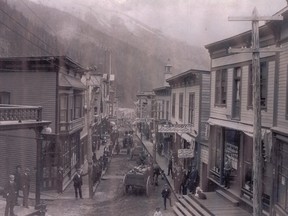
[
  {"left": 153, "top": 164, "right": 161, "bottom": 186},
  {"left": 3, "top": 174, "right": 17, "bottom": 216},
  {"left": 167, "top": 156, "right": 173, "bottom": 177},
  {"left": 224, "top": 156, "right": 232, "bottom": 189},
  {"left": 187, "top": 166, "right": 199, "bottom": 194},
  {"left": 153, "top": 207, "right": 163, "bottom": 216},
  {"left": 73, "top": 168, "right": 88, "bottom": 199},
  {"left": 57, "top": 167, "right": 64, "bottom": 194},
  {"left": 13, "top": 165, "right": 22, "bottom": 206},
  {"left": 174, "top": 166, "right": 182, "bottom": 195},
  {"left": 161, "top": 183, "right": 171, "bottom": 210},
  {"left": 181, "top": 169, "right": 188, "bottom": 195},
  {"left": 21, "top": 168, "right": 31, "bottom": 208}
]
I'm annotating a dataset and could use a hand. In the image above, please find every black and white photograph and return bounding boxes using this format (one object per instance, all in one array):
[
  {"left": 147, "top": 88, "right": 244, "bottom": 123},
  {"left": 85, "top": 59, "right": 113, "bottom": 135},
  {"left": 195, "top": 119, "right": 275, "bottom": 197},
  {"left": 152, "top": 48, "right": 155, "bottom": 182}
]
[{"left": 0, "top": 0, "right": 288, "bottom": 215}]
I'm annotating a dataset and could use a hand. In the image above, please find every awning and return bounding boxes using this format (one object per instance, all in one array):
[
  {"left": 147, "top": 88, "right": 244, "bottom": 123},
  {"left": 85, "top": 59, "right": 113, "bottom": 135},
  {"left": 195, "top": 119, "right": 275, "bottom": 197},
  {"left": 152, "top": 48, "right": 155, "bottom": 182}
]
[
  {"left": 177, "top": 132, "right": 194, "bottom": 143},
  {"left": 207, "top": 118, "right": 270, "bottom": 138},
  {"left": 59, "top": 74, "right": 86, "bottom": 90}
]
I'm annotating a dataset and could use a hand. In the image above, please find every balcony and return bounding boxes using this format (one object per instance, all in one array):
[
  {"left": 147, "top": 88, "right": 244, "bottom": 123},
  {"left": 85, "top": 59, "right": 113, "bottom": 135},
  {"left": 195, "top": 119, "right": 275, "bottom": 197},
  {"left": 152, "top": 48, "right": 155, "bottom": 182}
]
[
  {"left": 59, "top": 117, "right": 84, "bottom": 133},
  {"left": 0, "top": 104, "right": 42, "bottom": 122}
]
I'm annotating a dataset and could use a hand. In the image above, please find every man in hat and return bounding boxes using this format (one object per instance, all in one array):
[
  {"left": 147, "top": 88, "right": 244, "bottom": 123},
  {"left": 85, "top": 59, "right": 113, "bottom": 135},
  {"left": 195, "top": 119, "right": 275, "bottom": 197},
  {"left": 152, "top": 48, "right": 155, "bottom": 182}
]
[
  {"left": 73, "top": 168, "right": 88, "bottom": 199},
  {"left": 22, "top": 168, "right": 31, "bottom": 208},
  {"left": 4, "top": 174, "right": 17, "bottom": 216},
  {"left": 161, "top": 183, "right": 171, "bottom": 210}
]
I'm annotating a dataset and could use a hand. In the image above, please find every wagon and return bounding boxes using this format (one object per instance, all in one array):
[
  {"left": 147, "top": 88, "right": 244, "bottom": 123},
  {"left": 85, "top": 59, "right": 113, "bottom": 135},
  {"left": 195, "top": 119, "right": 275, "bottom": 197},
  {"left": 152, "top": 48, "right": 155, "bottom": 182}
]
[{"left": 123, "top": 165, "right": 151, "bottom": 196}]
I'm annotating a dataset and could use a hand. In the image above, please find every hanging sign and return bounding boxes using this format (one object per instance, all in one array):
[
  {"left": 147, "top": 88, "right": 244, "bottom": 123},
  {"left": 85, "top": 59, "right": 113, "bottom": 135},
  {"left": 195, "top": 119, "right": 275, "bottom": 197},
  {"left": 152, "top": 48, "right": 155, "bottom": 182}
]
[
  {"left": 158, "top": 124, "right": 192, "bottom": 133},
  {"left": 178, "top": 149, "right": 194, "bottom": 158}
]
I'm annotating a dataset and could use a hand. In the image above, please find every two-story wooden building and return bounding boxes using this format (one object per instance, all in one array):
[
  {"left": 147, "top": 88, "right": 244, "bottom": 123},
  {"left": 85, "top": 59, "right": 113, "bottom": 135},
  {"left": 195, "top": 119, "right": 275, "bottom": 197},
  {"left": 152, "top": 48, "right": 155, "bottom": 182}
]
[
  {"left": 0, "top": 56, "right": 86, "bottom": 192},
  {"left": 205, "top": 6, "right": 288, "bottom": 215},
  {"left": 166, "top": 69, "right": 210, "bottom": 188}
]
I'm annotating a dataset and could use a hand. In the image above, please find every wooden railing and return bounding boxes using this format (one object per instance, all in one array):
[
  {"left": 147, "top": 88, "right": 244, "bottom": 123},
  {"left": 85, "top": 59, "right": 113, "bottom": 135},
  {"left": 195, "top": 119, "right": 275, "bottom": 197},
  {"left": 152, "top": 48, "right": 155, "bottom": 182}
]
[{"left": 0, "top": 104, "right": 42, "bottom": 122}]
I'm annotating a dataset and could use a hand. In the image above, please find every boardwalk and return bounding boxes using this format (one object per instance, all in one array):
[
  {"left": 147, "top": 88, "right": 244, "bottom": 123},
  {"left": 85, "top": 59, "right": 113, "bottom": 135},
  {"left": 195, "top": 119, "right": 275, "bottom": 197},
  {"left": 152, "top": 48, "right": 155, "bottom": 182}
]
[{"left": 196, "top": 192, "right": 251, "bottom": 216}]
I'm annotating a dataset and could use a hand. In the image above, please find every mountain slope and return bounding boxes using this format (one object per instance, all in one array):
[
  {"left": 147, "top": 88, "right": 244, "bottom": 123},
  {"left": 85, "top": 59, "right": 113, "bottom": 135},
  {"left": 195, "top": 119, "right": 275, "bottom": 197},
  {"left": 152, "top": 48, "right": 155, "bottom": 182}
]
[{"left": 4, "top": 0, "right": 209, "bottom": 106}]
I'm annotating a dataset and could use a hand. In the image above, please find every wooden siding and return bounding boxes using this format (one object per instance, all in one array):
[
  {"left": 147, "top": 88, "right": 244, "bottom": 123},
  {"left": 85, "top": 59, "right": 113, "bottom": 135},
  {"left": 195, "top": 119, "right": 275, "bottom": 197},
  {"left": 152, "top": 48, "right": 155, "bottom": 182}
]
[
  {"left": 200, "top": 74, "right": 211, "bottom": 140},
  {"left": 210, "top": 55, "right": 275, "bottom": 128},
  {"left": 277, "top": 42, "right": 288, "bottom": 130},
  {"left": 0, "top": 71, "right": 57, "bottom": 131},
  {"left": 0, "top": 129, "right": 37, "bottom": 190}
]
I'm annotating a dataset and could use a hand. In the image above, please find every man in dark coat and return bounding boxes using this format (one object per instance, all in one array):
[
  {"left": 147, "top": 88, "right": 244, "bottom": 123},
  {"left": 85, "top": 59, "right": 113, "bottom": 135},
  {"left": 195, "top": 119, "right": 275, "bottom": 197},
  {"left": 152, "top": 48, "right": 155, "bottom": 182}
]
[
  {"left": 167, "top": 157, "right": 173, "bottom": 177},
  {"left": 161, "top": 184, "right": 171, "bottom": 210},
  {"left": 187, "top": 167, "right": 199, "bottom": 194},
  {"left": 13, "top": 165, "right": 22, "bottom": 206},
  {"left": 73, "top": 168, "right": 87, "bottom": 199},
  {"left": 4, "top": 175, "right": 17, "bottom": 216},
  {"left": 22, "top": 168, "right": 31, "bottom": 208}
]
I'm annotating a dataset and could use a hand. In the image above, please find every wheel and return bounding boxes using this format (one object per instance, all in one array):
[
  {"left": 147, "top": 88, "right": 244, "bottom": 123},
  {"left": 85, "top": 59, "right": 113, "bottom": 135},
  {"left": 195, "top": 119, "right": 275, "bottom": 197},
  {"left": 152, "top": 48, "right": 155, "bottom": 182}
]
[
  {"left": 123, "top": 175, "right": 127, "bottom": 194},
  {"left": 146, "top": 176, "right": 151, "bottom": 196}
]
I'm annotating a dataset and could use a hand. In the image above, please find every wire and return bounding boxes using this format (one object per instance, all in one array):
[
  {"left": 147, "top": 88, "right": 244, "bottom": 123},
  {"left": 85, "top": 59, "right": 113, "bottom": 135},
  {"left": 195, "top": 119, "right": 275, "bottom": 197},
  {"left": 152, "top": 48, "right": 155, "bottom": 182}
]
[
  {"left": 0, "top": 6, "right": 55, "bottom": 55},
  {"left": 19, "top": 0, "right": 58, "bottom": 37}
]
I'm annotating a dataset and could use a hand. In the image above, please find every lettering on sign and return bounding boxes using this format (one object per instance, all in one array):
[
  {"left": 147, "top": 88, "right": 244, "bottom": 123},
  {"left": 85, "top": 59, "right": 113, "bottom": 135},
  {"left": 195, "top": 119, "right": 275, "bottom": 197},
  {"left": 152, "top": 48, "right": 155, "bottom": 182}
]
[
  {"left": 158, "top": 124, "right": 192, "bottom": 133},
  {"left": 178, "top": 149, "right": 194, "bottom": 158},
  {"left": 201, "top": 147, "right": 209, "bottom": 164}
]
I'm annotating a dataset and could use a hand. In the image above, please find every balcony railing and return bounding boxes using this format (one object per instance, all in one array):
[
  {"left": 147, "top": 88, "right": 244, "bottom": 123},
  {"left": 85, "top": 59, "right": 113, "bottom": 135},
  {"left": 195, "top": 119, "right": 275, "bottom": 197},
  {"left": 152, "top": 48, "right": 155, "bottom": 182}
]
[{"left": 0, "top": 104, "right": 42, "bottom": 122}]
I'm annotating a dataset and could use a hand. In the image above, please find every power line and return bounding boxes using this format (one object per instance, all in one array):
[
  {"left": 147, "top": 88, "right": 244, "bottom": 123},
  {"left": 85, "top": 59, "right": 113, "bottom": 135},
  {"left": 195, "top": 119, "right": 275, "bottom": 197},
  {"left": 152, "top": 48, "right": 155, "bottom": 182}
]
[{"left": 0, "top": 6, "right": 55, "bottom": 55}]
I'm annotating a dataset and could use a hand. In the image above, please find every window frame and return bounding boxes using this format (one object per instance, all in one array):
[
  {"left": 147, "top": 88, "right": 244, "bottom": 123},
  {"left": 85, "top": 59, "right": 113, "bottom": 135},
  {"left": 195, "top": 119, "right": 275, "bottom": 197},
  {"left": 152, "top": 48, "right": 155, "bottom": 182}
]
[
  {"left": 60, "top": 94, "right": 68, "bottom": 122},
  {"left": 188, "top": 93, "right": 195, "bottom": 125},
  {"left": 215, "top": 69, "right": 227, "bottom": 106},
  {"left": 179, "top": 93, "right": 183, "bottom": 120},
  {"left": 0, "top": 91, "right": 11, "bottom": 104},
  {"left": 172, "top": 93, "right": 176, "bottom": 118}
]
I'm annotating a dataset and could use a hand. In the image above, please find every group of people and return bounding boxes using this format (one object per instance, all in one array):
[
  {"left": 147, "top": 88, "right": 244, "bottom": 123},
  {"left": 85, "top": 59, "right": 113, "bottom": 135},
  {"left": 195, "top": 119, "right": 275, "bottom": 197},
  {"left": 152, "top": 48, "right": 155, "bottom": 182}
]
[{"left": 3, "top": 165, "right": 31, "bottom": 216}]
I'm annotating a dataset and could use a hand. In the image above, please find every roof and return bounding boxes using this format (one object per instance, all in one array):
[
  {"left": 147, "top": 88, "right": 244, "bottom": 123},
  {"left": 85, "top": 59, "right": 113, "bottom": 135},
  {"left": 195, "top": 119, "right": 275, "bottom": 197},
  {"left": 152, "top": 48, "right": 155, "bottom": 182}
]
[
  {"left": 166, "top": 68, "right": 210, "bottom": 83},
  {"left": 59, "top": 73, "right": 86, "bottom": 90}
]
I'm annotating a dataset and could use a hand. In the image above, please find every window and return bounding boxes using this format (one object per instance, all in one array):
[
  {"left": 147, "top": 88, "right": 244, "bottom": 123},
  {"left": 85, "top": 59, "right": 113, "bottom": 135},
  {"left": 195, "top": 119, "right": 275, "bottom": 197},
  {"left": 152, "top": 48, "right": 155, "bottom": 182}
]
[
  {"left": 162, "top": 100, "right": 165, "bottom": 119},
  {"left": 215, "top": 69, "right": 227, "bottom": 105},
  {"left": 0, "top": 91, "right": 10, "bottom": 104},
  {"left": 179, "top": 93, "right": 183, "bottom": 120},
  {"left": 166, "top": 101, "right": 169, "bottom": 120},
  {"left": 247, "top": 62, "right": 268, "bottom": 109},
  {"left": 172, "top": 93, "right": 176, "bottom": 118},
  {"left": 74, "top": 94, "right": 82, "bottom": 119},
  {"left": 232, "top": 67, "right": 241, "bottom": 119},
  {"left": 60, "top": 95, "right": 68, "bottom": 122},
  {"left": 188, "top": 93, "right": 195, "bottom": 125},
  {"left": 277, "top": 141, "right": 288, "bottom": 211}
]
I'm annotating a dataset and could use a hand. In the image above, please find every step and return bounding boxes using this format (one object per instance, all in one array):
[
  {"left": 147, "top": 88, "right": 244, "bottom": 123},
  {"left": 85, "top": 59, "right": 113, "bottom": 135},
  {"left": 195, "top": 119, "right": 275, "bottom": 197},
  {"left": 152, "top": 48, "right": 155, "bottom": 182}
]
[
  {"left": 183, "top": 195, "right": 213, "bottom": 216},
  {"left": 175, "top": 201, "right": 193, "bottom": 216},
  {"left": 173, "top": 205, "right": 185, "bottom": 216},
  {"left": 216, "top": 190, "right": 239, "bottom": 206},
  {"left": 179, "top": 198, "right": 202, "bottom": 216}
]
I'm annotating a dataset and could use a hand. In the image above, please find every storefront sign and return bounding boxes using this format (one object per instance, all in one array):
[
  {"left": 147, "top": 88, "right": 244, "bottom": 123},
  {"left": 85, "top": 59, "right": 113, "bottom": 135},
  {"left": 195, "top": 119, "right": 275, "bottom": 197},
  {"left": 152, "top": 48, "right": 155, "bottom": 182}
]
[
  {"left": 201, "top": 147, "right": 209, "bottom": 164},
  {"left": 178, "top": 149, "right": 194, "bottom": 158},
  {"left": 158, "top": 124, "right": 192, "bottom": 133}
]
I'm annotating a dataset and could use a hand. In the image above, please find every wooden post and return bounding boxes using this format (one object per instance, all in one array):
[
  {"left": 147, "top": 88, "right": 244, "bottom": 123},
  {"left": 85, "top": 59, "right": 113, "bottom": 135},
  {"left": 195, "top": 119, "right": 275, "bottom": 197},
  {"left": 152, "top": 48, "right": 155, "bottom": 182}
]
[{"left": 228, "top": 8, "right": 283, "bottom": 216}]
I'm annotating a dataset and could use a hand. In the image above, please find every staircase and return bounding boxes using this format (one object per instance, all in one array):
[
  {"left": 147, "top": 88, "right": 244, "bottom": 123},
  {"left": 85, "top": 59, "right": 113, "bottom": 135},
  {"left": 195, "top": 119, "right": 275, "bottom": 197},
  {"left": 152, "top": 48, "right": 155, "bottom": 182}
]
[{"left": 173, "top": 195, "right": 214, "bottom": 216}]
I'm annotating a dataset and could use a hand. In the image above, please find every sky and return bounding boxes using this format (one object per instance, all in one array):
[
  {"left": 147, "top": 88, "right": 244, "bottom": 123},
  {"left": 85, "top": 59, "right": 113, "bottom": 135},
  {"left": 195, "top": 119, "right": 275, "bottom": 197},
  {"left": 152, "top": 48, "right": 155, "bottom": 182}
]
[{"left": 30, "top": 0, "right": 287, "bottom": 46}]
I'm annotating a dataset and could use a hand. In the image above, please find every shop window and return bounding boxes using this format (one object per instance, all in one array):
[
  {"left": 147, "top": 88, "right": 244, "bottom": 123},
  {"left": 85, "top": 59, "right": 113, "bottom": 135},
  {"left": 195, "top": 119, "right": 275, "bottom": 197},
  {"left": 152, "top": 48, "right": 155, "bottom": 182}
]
[
  {"left": 74, "top": 94, "right": 82, "bottom": 119},
  {"left": 277, "top": 141, "right": 288, "bottom": 211}
]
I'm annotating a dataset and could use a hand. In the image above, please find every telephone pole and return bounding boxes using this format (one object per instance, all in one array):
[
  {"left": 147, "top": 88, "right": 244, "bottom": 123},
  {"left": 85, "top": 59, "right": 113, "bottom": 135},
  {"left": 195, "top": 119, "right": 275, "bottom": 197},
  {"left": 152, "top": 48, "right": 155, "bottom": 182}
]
[{"left": 228, "top": 8, "right": 282, "bottom": 216}]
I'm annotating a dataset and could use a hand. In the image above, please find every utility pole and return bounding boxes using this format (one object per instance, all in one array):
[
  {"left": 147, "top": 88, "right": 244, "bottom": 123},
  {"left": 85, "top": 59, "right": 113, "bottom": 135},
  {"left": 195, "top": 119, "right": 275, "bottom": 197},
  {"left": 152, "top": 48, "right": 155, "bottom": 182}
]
[
  {"left": 152, "top": 98, "right": 157, "bottom": 162},
  {"left": 228, "top": 8, "right": 282, "bottom": 216}
]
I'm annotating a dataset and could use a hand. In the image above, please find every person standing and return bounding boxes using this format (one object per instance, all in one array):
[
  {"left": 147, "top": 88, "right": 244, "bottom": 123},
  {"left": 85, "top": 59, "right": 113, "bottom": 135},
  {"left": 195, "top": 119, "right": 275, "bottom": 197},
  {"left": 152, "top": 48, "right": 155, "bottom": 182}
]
[
  {"left": 224, "top": 157, "right": 232, "bottom": 189},
  {"left": 188, "top": 166, "right": 199, "bottom": 194},
  {"left": 167, "top": 156, "right": 173, "bottom": 177},
  {"left": 13, "top": 165, "right": 22, "bottom": 206},
  {"left": 22, "top": 168, "right": 31, "bottom": 208},
  {"left": 73, "top": 168, "right": 87, "bottom": 199},
  {"left": 161, "top": 184, "right": 171, "bottom": 210},
  {"left": 4, "top": 175, "right": 17, "bottom": 216},
  {"left": 153, "top": 207, "right": 163, "bottom": 216}
]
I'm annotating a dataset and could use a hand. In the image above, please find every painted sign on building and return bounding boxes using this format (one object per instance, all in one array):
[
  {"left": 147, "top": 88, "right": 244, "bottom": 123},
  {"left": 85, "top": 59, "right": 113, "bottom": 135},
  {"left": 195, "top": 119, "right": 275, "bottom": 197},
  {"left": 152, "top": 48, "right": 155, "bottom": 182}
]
[
  {"left": 178, "top": 148, "right": 194, "bottom": 158},
  {"left": 158, "top": 124, "right": 192, "bottom": 133}
]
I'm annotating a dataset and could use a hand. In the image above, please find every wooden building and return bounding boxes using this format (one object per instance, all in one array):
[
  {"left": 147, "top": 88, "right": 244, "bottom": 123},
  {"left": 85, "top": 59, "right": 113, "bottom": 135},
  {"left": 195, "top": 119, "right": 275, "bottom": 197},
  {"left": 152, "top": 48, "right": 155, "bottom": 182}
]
[
  {"left": 0, "top": 56, "right": 86, "bottom": 192},
  {"left": 204, "top": 6, "right": 288, "bottom": 215},
  {"left": 166, "top": 69, "right": 210, "bottom": 188}
]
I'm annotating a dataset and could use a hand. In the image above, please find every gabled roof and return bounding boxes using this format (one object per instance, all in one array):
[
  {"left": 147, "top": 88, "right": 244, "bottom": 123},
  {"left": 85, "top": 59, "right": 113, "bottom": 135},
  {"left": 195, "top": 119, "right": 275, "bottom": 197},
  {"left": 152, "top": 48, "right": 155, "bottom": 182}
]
[{"left": 166, "top": 68, "right": 209, "bottom": 83}]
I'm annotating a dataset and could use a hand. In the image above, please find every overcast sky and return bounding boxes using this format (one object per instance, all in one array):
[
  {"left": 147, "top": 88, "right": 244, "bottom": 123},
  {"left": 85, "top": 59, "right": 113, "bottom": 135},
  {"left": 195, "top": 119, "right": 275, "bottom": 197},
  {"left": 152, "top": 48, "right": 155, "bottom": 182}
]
[{"left": 31, "top": 0, "right": 287, "bottom": 46}]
